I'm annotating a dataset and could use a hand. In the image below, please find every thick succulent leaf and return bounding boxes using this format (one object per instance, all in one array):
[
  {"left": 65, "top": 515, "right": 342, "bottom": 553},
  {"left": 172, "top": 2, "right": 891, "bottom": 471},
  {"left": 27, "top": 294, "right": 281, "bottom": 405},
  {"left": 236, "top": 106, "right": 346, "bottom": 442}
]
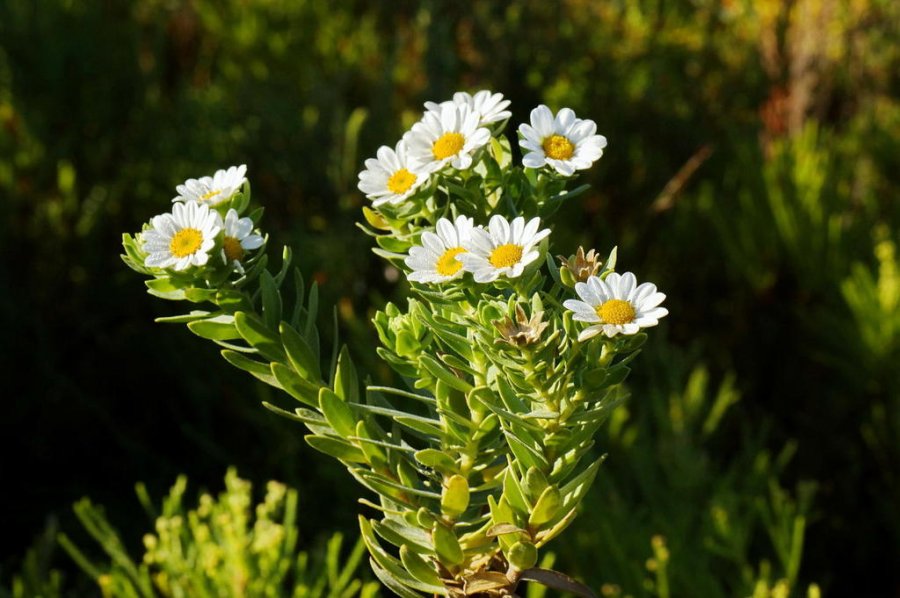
[
  {"left": 319, "top": 387, "right": 357, "bottom": 439},
  {"left": 369, "top": 559, "right": 428, "bottom": 598},
  {"left": 399, "top": 546, "right": 446, "bottom": 594},
  {"left": 528, "top": 486, "right": 561, "bottom": 527},
  {"left": 432, "top": 524, "right": 464, "bottom": 567},
  {"left": 359, "top": 517, "right": 441, "bottom": 595},
  {"left": 441, "top": 475, "right": 470, "bottom": 519},
  {"left": 305, "top": 435, "right": 368, "bottom": 464}
]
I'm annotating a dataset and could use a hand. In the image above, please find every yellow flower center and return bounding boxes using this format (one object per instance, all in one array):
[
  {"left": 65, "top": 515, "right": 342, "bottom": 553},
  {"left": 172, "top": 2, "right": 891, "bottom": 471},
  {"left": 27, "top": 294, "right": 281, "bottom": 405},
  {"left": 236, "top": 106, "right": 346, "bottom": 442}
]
[
  {"left": 222, "top": 236, "right": 245, "bottom": 263},
  {"left": 432, "top": 132, "right": 465, "bottom": 160},
  {"left": 436, "top": 247, "right": 466, "bottom": 277},
  {"left": 169, "top": 228, "right": 203, "bottom": 258},
  {"left": 199, "top": 189, "right": 222, "bottom": 202},
  {"left": 387, "top": 168, "right": 417, "bottom": 195},
  {"left": 542, "top": 135, "right": 575, "bottom": 160},
  {"left": 596, "top": 299, "right": 636, "bottom": 325},
  {"left": 489, "top": 244, "right": 524, "bottom": 269}
]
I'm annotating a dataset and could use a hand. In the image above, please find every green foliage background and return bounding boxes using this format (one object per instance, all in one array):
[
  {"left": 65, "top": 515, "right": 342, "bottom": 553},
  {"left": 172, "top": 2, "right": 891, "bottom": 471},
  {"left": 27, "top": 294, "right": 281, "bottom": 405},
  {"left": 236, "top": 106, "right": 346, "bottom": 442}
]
[{"left": 1, "top": 0, "right": 898, "bottom": 595}]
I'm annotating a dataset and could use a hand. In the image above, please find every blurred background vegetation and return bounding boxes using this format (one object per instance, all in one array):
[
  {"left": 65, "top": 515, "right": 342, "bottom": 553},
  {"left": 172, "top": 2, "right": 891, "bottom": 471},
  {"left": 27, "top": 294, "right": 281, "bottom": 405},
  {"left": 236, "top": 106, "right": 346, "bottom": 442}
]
[{"left": 1, "top": 0, "right": 898, "bottom": 595}]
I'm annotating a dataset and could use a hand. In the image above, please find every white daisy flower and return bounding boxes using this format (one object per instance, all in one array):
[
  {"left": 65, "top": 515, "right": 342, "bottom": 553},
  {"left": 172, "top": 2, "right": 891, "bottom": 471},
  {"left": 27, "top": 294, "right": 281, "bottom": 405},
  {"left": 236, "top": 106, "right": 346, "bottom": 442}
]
[
  {"left": 142, "top": 201, "right": 222, "bottom": 271},
  {"left": 405, "top": 215, "right": 474, "bottom": 284},
  {"left": 221, "top": 209, "right": 264, "bottom": 273},
  {"left": 405, "top": 103, "right": 491, "bottom": 171},
  {"left": 459, "top": 215, "right": 550, "bottom": 283},
  {"left": 518, "top": 105, "right": 607, "bottom": 176},
  {"left": 357, "top": 140, "right": 432, "bottom": 207},
  {"left": 563, "top": 272, "right": 668, "bottom": 341},
  {"left": 173, "top": 164, "right": 247, "bottom": 206},
  {"left": 424, "top": 90, "right": 512, "bottom": 127}
]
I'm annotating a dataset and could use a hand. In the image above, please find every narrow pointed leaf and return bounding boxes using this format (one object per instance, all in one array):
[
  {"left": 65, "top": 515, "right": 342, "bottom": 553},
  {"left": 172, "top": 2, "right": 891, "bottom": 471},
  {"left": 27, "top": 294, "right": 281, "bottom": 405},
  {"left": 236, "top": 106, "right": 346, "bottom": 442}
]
[
  {"left": 280, "top": 321, "right": 320, "bottom": 379},
  {"left": 360, "top": 517, "right": 443, "bottom": 594},
  {"left": 221, "top": 350, "right": 280, "bottom": 387},
  {"left": 259, "top": 270, "right": 282, "bottom": 330},
  {"left": 399, "top": 546, "right": 447, "bottom": 594},
  {"left": 334, "top": 346, "right": 359, "bottom": 403},
  {"left": 420, "top": 354, "right": 473, "bottom": 393}
]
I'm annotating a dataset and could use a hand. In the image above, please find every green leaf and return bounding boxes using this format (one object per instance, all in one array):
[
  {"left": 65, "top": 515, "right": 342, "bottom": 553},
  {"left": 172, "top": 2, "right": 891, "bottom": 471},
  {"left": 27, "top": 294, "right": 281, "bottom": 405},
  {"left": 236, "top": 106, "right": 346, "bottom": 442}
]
[
  {"left": 395, "top": 416, "right": 446, "bottom": 440},
  {"left": 420, "top": 354, "right": 473, "bottom": 393},
  {"left": 145, "top": 278, "right": 186, "bottom": 301},
  {"left": 369, "top": 559, "right": 428, "bottom": 598},
  {"left": 184, "top": 287, "right": 217, "bottom": 303},
  {"left": 319, "top": 387, "right": 357, "bottom": 439},
  {"left": 259, "top": 270, "right": 282, "bottom": 330},
  {"left": 505, "top": 432, "right": 550, "bottom": 472},
  {"left": 375, "top": 234, "right": 413, "bottom": 253},
  {"left": 414, "top": 449, "right": 458, "bottom": 475},
  {"left": 528, "top": 486, "right": 561, "bottom": 527},
  {"left": 280, "top": 321, "right": 320, "bottom": 379},
  {"left": 234, "top": 311, "right": 285, "bottom": 362},
  {"left": 507, "top": 541, "right": 538, "bottom": 570},
  {"left": 355, "top": 420, "right": 388, "bottom": 468},
  {"left": 305, "top": 435, "right": 368, "bottom": 464},
  {"left": 360, "top": 517, "right": 450, "bottom": 595},
  {"left": 486, "top": 523, "right": 527, "bottom": 537},
  {"left": 270, "top": 362, "right": 319, "bottom": 408},
  {"left": 304, "top": 282, "right": 319, "bottom": 340},
  {"left": 373, "top": 517, "right": 434, "bottom": 553},
  {"left": 215, "top": 289, "right": 251, "bottom": 312},
  {"left": 502, "top": 467, "right": 532, "bottom": 514},
  {"left": 559, "top": 456, "right": 605, "bottom": 510},
  {"left": 221, "top": 350, "right": 280, "bottom": 387},
  {"left": 187, "top": 314, "right": 241, "bottom": 340},
  {"left": 533, "top": 506, "right": 579, "bottom": 547},
  {"left": 399, "top": 546, "right": 446, "bottom": 593},
  {"left": 334, "top": 346, "right": 359, "bottom": 403},
  {"left": 154, "top": 310, "right": 210, "bottom": 324},
  {"left": 431, "top": 524, "right": 464, "bottom": 567},
  {"left": 439, "top": 354, "right": 479, "bottom": 377},
  {"left": 261, "top": 401, "right": 309, "bottom": 425},
  {"left": 523, "top": 467, "right": 550, "bottom": 503},
  {"left": 356, "top": 470, "right": 442, "bottom": 500},
  {"left": 441, "top": 475, "right": 470, "bottom": 519}
]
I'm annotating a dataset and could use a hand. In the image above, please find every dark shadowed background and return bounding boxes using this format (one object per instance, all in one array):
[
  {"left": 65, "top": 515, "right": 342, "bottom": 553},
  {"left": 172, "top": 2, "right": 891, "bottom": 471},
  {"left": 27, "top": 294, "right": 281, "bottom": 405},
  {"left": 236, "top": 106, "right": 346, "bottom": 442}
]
[{"left": 1, "top": 1, "right": 899, "bottom": 596}]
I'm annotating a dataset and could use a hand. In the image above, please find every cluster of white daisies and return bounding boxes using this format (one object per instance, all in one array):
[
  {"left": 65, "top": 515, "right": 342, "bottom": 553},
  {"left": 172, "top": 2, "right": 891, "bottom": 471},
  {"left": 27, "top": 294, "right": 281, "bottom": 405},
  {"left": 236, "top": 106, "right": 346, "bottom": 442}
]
[
  {"left": 402, "top": 213, "right": 667, "bottom": 340},
  {"left": 360, "top": 90, "right": 667, "bottom": 340},
  {"left": 357, "top": 91, "right": 608, "bottom": 208},
  {"left": 140, "top": 165, "right": 264, "bottom": 273}
]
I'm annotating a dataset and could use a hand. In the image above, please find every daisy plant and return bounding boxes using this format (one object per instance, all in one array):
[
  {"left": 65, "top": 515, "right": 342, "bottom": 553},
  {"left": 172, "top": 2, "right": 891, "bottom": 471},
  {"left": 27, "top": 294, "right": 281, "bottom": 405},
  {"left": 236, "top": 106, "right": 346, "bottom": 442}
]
[{"left": 122, "top": 91, "right": 667, "bottom": 598}]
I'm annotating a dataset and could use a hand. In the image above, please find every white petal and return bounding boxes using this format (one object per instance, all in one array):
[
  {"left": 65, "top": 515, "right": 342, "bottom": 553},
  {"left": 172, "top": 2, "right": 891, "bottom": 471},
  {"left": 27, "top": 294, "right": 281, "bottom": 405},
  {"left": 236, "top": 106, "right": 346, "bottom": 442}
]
[{"left": 577, "top": 326, "right": 603, "bottom": 342}]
